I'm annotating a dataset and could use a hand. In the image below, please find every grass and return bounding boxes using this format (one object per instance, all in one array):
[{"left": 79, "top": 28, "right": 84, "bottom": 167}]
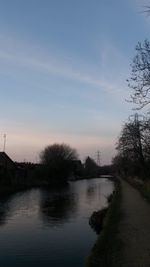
[{"left": 86, "top": 179, "right": 123, "bottom": 267}]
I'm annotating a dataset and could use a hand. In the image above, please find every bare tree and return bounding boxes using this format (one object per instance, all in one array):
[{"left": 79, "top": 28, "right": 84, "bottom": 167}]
[
  {"left": 142, "top": 5, "right": 150, "bottom": 15},
  {"left": 127, "top": 40, "right": 150, "bottom": 109},
  {"left": 117, "top": 114, "right": 145, "bottom": 165},
  {"left": 115, "top": 114, "right": 150, "bottom": 178}
]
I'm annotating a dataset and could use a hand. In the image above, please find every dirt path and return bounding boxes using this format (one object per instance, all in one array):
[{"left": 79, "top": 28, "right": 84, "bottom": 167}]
[{"left": 119, "top": 179, "right": 150, "bottom": 267}]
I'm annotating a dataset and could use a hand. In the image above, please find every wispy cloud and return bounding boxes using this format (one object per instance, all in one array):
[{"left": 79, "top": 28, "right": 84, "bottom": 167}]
[{"left": 0, "top": 35, "right": 126, "bottom": 97}]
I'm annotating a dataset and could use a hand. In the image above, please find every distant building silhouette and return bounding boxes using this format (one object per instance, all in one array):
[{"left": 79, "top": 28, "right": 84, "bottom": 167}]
[
  {"left": 0, "top": 152, "right": 16, "bottom": 172},
  {"left": 0, "top": 152, "right": 16, "bottom": 183}
]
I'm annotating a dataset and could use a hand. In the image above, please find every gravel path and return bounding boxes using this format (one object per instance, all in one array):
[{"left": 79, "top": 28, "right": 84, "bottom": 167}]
[{"left": 119, "top": 179, "right": 150, "bottom": 267}]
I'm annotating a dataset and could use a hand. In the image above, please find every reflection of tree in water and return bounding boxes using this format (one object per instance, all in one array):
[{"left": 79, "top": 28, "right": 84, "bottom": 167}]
[
  {"left": 40, "top": 186, "right": 76, "bottom": 227},
  {"left": 86, "top": 186, "right": 95, "bottom": 200},
  {"left": 86, "top": 186, "right": 95, "bottom": 198}
]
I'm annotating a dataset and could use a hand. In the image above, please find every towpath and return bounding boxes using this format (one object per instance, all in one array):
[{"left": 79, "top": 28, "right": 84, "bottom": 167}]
[{"left": 119, "top": 179, "right": 150, "bottom": 267}]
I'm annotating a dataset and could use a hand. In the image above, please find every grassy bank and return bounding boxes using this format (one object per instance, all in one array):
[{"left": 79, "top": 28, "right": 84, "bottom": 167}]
[{"left": 86, "top": 179, "right": 122, "bottom": 267}]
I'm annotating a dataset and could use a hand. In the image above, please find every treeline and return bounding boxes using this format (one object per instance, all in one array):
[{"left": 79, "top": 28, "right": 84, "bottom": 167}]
[
  {"left": 113, "top": 40, "right": 150, "bottom": 180},
  {"left": 31, "top": 144, "right": 112, "bottom": 185},
  {"left": 0, "top": 143, "right": 113, "bottom": 191},
  {"left": 38, "top": 144, "right": 112, "bottom": 183},
  {"left": 113, "top": 114, "right": 150, "bottom": 179}
]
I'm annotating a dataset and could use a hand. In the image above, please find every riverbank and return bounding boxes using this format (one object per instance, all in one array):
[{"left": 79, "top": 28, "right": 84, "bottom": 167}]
[{"left": 86, "top": 179, "right": 122, "bottom": 267}]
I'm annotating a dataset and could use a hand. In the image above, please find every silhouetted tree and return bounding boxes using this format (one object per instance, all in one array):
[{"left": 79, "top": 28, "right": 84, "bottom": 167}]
[
  {"left": 114, "top": 114, "right": 150, "bottom": 178},
  {"left": 84, "top": 156, "right": 99, "bottom": 178},
  {"left": 118, "top": 114, "right": 145, "bottom": 165},
  {"left": 40, "top": 143, "right": 78, "bottom": 184},
  {"left": 127, "top": 40, "right": 150, "bottom": 109}
]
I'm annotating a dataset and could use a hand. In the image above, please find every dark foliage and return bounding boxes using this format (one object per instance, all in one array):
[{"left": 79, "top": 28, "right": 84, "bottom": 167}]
[
  {"left": 84, "top": 156, "right": 99, "bottom": 178},
  {"left": 113, "top": 114, "right": 150, "bottom": 179},
  {"left": 40, "top": 143, "right": 78, "bottom": 183}
]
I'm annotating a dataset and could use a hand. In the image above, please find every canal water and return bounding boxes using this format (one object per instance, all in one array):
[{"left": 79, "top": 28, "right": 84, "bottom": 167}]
[{"left": 0, "top": 178, "right": 113, "bottom": 266}]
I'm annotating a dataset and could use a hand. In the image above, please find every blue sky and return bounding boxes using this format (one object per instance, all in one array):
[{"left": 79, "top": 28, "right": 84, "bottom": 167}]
[{"left": 0, "top": 0, "right": 150, "bottom": 163}]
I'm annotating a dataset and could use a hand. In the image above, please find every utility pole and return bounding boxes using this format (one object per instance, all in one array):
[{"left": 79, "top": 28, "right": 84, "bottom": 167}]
[
  {"left": 129, "top": 113, "right": 145, "bottom": 124},
  {"left": 96, "top": 150, "right": 101, "bottom": 166},
  {"left": 129, "top": 113, "right": 145, "bottom": 167},
  {"left": 3, "top": 134, "right": 6, "bottom": 152}
]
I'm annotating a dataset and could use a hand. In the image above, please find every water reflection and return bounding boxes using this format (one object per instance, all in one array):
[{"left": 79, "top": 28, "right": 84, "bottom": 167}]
[
  {"left": 0, "top": 189, "right": 40, "bottom": 227},
  {"left": 0, "top": 178, "right": 114, "bottom": 267},
  {"left": 40, "top": 186, "right": 76, "bottom": 227},
  {"left": 0, "top": 192, "right": 19, "bottom": 226},
  {"left": 86, "top": 185, "right": 96, "bottom": 199},
  {"left": 0, "top": 198, "right": 10, "bottom": 226}
]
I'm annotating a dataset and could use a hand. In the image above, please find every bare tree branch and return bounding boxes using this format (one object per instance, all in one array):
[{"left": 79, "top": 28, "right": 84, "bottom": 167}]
[{"left": 127, "top": 40, "right": 150, "bottom": 109}]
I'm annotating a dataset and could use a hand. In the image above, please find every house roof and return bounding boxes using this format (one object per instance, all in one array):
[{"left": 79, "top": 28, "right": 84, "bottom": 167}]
[{"left": 0, "top": 152, "right": 16, "bottom": 167}]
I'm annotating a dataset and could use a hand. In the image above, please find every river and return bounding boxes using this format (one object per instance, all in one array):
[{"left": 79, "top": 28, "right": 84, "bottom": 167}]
[{"left": 0, "top": 178, "right": 113, "bottom": 266}]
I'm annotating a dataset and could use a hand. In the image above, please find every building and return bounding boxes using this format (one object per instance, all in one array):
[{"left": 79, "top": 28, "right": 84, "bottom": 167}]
[{"left": 0, "top": 152, "right": 16, "bottom": 181}]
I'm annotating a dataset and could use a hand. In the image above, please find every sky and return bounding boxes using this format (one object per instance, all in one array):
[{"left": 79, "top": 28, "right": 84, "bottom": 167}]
[{"left": 0, "top": 0, "right": 150, "bottom": 164}]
